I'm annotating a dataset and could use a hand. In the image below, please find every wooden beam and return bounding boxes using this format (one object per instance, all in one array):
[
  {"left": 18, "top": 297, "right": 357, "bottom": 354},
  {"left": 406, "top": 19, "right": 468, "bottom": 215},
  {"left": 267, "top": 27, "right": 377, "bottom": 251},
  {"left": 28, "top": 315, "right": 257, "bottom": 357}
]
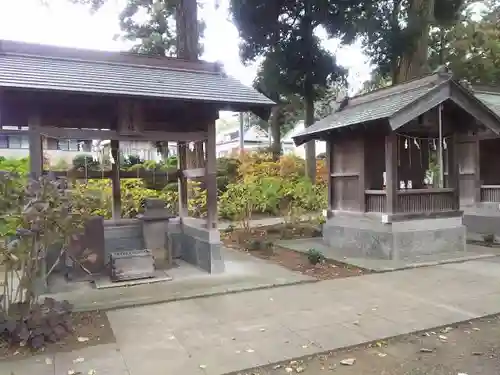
[
  {"left": 385, "top": 133, "right": 398, "bottom": 215},
  {"left": 183, "top": 168, "right": 205, "bottom": 179},
  {"left": 177, "top": 142, "right": 188, "bottom": 218},
  {"left": 110, "top": 140, "right": 121, "bottom": 220},
  {"left": 205, "top": 122, "right": 218, "bottom": 229},
  {"left": 473, "top": 135, "right": 481, "bottom": 204},
  {"left": 33, "top": 126, "right": 207, "bottom": 142},
  {"left": 28, "top": 115, "right": 43, "bottom": 178}
]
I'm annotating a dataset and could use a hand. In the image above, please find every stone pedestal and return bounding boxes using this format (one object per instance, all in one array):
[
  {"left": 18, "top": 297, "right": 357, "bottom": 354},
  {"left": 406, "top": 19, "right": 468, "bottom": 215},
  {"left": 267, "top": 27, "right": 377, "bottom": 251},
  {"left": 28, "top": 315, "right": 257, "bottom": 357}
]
[
  {"left": 167, "top": 217, "right": 225, "bottom": 273},
  {"left": 139, "top": 198, "right": 175, "bottom": 269},
  {"left": 322, "top": 213, "right": 466, "bottom": 261}
]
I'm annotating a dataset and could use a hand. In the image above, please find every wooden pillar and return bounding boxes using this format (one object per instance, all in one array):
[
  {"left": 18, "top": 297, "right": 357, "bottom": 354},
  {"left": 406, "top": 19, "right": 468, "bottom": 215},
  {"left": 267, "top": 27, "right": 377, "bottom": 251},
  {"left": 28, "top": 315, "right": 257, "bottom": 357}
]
[
  {"left": 358, "top": 138, "right": 366, "bottom": 212},
  {"left": 385, "top": 133, "right": 398, "bottom": 215},
  {"left": 448, "top": 134, "right": 460, "bottom": 209},
  {"left": 110, "top": 140, "right": 121, "bottom": 220},
  {"left": 205, "top": 122, "right": 217, "bottom": 229},
  {"left": 473, "top": 135, "right": 481, "bottom": 204},
  {"left": 177, "top": 141, "right": 188, "bottom": 218},
  {"left": 326, "top": 140, "right": 333, "bottom": 217},
  {"left": 28, "top": 115, "right": 43, "bottom": 178}
]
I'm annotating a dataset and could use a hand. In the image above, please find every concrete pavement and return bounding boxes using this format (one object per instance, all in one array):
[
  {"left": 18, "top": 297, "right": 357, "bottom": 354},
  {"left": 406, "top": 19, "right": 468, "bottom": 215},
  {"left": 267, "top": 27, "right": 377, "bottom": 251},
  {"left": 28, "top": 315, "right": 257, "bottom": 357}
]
[{"left": 5, "top": 257, "right": 500, "bottom": 375}]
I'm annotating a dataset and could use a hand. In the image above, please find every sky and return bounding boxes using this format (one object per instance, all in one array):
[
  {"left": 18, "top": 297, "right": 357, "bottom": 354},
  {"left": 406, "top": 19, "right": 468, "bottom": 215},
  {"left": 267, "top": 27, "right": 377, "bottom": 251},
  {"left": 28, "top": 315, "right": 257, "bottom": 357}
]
[{"left": 0, "top": 0, "right": 373, "bottom": 119}]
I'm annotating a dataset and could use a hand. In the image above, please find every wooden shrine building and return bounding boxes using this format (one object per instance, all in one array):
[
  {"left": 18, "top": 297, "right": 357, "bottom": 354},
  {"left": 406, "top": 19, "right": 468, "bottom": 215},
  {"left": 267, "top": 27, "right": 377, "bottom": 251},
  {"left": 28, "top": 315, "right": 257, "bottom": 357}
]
[
  {"left": 293, "top": 70, "right": 500, "bottom": 261},
  {"left": 0, "top": 40, "right": 274, "bottom": 274}
]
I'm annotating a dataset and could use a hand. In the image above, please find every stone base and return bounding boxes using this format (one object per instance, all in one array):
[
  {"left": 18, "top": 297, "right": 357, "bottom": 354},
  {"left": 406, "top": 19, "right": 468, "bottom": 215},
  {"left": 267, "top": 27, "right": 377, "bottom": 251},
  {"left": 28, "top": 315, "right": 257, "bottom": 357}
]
[
  {"left": 104, "top": 219, "right": 143, "bottom": 259},
  {"left": 463, "top": 206, "right": 500, "bottom": 242},
  {"left": 323, "top": 214, "right": 466, "bottom": 261},
  {"left": 167, "top": 217, "right": 225, "bottom": 274}
]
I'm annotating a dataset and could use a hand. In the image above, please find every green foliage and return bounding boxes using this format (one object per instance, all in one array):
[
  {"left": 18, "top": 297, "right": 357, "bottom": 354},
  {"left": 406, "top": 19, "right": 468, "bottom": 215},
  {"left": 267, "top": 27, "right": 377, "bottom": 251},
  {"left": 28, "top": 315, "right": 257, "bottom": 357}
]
[
  {"left": 429, "top": 4, "right": 500, "bottom": 85},
  {"left": 72, "top": 154, "right": 99, "bottom": 171},
  {"left": 0, "top": 157, "right": 29, "bottom": 174},
  {"left": 306, "top": 248, "right": 325, "bottom": 265},
  {"left": 52, "top": 158, "right": 70, "bottom": 171},
  {"left": 359, "top": 0, "right": 466, "bottom": 81}
]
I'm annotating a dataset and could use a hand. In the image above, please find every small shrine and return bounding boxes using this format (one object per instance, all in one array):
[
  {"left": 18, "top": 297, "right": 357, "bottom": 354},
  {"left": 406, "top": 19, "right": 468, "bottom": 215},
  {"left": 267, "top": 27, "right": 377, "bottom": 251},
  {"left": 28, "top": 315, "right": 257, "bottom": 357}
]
[{"left": 293, "top": 71, "right": 500, "bottom": 261}]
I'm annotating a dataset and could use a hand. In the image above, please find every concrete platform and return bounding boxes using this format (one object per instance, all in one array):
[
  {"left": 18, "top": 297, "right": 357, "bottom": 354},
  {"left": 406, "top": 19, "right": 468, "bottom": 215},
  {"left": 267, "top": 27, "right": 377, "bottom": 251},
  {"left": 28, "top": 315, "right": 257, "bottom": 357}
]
[
  {"left": 277, "top": 238, "right": 500, "bottom": 272},
  {"left": 9, "top": 257, "right": 500, "bottom": 375},
  {"left": 41, "top": 247, "right": 315, "bottom": 312}
]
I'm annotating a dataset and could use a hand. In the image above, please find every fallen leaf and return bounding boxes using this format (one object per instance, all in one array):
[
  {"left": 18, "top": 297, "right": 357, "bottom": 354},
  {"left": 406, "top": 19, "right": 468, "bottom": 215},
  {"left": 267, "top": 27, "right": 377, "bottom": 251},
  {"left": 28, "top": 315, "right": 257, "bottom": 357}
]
[
  {"left": 272, "top": 364, "right": 281, "bottom": 369},
  {"left": 199, "top": 365, "right": 207, "bottom": 369},
  {"left": 302, "top": 345, "right": 309, "bottom": 349},
  {"left": 68, "top": 370, "right": 76, "bottom": 375},
  {"left": 340, "top": 358, "right": 356, "bottom": 366},
  {"left": 472, "top": 352, "right": 483, "bottom": 356},
  {"left": 285, "top": 368, "right": 293, "bottom": 373},
  {"left": 77, "top": 337, "right": 89, "bottom": 343},
  {"left": 246, "top": 348, "right": 255, "bottom": 353},
  {"left": 378, "top": 353, "right": 387, "bottom": 357},
  {"left": 472, "top": 328, "right": 480, "bottom": 331},
  {"left": 353, "top": 321, "right": 360, "bottom": 326},
  {"left": 259, "top": 328, "right": 266, "bottom": 332},
  {"left": 73, "top": 357, "right": 85, "bottom": 364},
  {"left": 45, "top": 358, "right": 53, "bottom": 365},
  {"left": 88, "top": 371, "right": 96, "bottom": 375},
  {"left": 420, "top": 348, "right": 434, "bottom": 353},
  {"left": 296, "top": 366, "right": 305, "bottom": 373},
  {"left": 438, "top": 335, "right": 448, "bottom": 341}
]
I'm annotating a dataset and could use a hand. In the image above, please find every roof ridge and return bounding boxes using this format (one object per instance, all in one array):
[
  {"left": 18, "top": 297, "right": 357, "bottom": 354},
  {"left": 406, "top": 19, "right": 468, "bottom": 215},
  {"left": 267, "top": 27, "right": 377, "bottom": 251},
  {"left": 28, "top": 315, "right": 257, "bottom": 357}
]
[
  {"left": 0, "top": 51, "right": 223, "bottom": 76},
  {"left": 346, "top": 72, "right": 451, "bottom": 108}
]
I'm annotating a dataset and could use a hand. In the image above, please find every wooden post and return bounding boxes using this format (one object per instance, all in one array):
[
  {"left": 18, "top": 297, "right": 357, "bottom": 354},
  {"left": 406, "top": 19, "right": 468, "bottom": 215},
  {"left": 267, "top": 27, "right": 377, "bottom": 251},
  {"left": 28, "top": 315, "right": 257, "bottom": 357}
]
[
  {"left": 28, "top": 115, "right": 43, "bottom": 178},
  {"left": 358, "top": 138, "right": 366, "bottom": 212},
  {"left": 177, "top": 141, "right": 188, "bottom": 218},
  {"left": 205, "top": 122, "right": 217, "bottom": 229},
  {"left": 473, "top": 135, "right": 481, "bottom": 204},
  {"left": 385, "top": 133, "right": 398, "bottom": 215},
  {"left": 449, "top": 134, "right": 460, "bottom": 210},
  {"left": 325, "top": 140, "right": 333, "bottom": 217},
  {"left": 110, "top": 140, "right": 121, "bottom": 220}
]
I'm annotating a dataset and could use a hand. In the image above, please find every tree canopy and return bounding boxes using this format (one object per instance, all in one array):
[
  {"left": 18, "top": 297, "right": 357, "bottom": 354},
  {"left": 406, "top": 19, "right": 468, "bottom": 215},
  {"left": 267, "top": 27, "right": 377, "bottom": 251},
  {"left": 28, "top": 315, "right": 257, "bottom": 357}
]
[{"left": 230, "top": 0, "right": 364, "bottom": 179}]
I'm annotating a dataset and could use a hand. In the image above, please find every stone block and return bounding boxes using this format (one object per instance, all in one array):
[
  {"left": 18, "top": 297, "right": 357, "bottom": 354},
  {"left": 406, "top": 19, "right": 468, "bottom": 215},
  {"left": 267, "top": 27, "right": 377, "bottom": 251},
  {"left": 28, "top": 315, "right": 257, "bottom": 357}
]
[{"left": 323, "top": 214, "right": 466, "bottom": 261}]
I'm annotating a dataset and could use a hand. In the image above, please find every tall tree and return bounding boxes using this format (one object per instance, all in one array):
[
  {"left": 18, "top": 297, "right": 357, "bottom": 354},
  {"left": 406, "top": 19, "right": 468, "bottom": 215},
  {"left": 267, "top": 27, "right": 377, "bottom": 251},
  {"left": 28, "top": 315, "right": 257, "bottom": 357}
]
[
  {"left": 360, "top": 0, "right": 466, "bottom": 83},
  {"left": 230, "top": 0, "right": 362, "bottom": 181},
  {"left": 429, "top": 2, "right": 500, "bottom": 85}
]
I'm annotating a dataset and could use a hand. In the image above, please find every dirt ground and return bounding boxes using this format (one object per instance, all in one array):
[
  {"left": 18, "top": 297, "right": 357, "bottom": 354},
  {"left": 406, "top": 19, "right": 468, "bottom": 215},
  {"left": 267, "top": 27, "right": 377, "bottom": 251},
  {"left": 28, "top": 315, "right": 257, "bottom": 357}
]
[
  {"left": 0, "top": 310, "right": 115, "bottom": 360},
  {"left": 223, "top": 224, "right": 367, "bottom": 280},
  {"left": 241, "top": 315, "right": 500, "bottom": 375}
]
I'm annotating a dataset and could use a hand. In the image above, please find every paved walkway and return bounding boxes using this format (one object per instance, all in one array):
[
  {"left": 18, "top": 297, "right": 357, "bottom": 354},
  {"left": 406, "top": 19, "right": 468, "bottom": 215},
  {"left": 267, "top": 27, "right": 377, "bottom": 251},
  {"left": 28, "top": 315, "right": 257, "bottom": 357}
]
[{"left": 6, "top": 257, "right": 500, "bottom": 375}]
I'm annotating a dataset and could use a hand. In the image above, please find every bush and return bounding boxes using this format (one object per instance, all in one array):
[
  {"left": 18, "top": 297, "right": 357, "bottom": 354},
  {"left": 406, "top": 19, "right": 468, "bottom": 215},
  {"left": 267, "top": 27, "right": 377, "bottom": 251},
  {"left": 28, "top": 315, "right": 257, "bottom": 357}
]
[
  {"left": 72, "top": 154, "right": 99, "bottom": 171},
  {"left": 307, "top": 248, "right": 325, "bottom": 265},
  {"left": 0, "top": 298, "right": 73, "bottom": 350}
]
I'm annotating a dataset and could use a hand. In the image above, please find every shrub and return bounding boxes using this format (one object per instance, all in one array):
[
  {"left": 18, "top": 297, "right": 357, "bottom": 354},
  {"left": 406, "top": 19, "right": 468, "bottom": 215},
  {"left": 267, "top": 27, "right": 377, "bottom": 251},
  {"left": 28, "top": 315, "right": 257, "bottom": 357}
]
[
  {"left": 72, "top": 154, "right": 99, "bottom": 171},
  {"left": 307, "top": 248, "right": 325, "bottom": 265},
  {"left": 0, "top": 298, "right": 73, "bottom": 350}
]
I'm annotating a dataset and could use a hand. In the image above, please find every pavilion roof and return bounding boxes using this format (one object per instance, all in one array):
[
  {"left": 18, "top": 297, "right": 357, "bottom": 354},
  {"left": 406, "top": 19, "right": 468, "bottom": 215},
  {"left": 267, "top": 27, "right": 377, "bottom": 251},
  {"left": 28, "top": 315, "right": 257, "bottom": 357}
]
[
  {"left": 0, "top": 40, "right": 274, "bottom": 113},
  {"left": 474, "top": 88, "right": 500, "bottom": 117},
  {"left": 293, "top": 72, "right": 500, "bottom": 146}
]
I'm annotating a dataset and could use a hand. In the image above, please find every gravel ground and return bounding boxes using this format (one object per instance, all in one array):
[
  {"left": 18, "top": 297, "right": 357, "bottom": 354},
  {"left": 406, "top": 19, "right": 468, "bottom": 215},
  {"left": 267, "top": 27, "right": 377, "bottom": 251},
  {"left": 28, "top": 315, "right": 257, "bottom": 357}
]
[{"left": 239, "top": 315, "right": 500, "bottom": 375}]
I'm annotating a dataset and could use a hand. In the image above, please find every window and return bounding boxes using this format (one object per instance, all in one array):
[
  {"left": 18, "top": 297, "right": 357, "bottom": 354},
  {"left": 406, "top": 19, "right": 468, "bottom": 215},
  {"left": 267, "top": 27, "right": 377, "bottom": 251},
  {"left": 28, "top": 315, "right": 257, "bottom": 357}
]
[
  {"left": 57, "top": 140, "right": 79, "bottom": 151},
  {"left": 8, "top": 135, "right": 29, "bottom": 149},
  {"left": 0, "top": 135, "right": 8, "bottom": 149}
]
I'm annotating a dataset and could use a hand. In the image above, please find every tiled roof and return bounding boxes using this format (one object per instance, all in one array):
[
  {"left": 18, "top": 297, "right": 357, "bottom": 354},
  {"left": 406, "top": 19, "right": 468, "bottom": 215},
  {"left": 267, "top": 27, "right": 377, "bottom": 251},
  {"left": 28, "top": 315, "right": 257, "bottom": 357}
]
[
  {"left": 292, "top": 73, "right": 447, "bottom": 143},
  {"left": 0, "top": 40, "right": 274, "bottom": 107},
  {"left": 475, "top": 92, "right": 500, "bottom": 117}
]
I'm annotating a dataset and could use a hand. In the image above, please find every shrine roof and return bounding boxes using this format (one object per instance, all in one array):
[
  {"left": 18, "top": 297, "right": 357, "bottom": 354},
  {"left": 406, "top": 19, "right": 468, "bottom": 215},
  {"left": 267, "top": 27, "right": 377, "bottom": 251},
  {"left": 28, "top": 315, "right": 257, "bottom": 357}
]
[
  {"left": 293, "top": 72, "right": 500, "bottom": 146},
  {"left": 0, "top": 40, "right": 274, "bottom": 115}
]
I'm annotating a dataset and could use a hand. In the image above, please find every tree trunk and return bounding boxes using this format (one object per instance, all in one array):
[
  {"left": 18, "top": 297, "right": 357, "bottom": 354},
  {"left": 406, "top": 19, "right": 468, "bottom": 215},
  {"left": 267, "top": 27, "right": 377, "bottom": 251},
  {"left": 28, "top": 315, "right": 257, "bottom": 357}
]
[
  {"left": 175, "top": 0, "right": 204, "bottom": 192},
  {"left": 304, "top": 91, "right": 316, "bottom": 182},
  {"left": 303, "top": 0, "right": 316, "bottom": 183},
  {"left": 395, "top": 0, "right": 435, "bottom": 83},
  {"left": 270, "top": 106, "right": 282, "bottom": 160}
]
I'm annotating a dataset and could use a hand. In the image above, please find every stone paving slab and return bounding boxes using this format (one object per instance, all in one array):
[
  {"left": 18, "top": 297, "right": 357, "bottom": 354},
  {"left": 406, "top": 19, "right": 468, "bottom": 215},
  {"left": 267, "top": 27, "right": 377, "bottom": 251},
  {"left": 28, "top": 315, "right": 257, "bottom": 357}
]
[
  {"left": 7, "top": 257, "right": 500, "bottom": 375},
  {"left": 277, "top": 238, "right": 500, "bottom": 271},
  {"left": 41, "top": 247, "right": 315, "bottom": 312}
]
